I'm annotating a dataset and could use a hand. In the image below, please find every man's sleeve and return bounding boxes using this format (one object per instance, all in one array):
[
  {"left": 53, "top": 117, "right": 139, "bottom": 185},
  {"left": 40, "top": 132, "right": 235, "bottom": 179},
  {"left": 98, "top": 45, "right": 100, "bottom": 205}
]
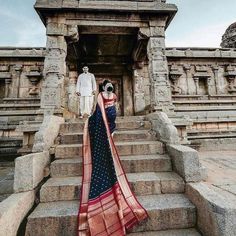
[
  {"left": 76, "top": 75, "right": 80, "bottom": 93},
  {"left": 92, "top": 74, "right": 97, "bottom": 91}
]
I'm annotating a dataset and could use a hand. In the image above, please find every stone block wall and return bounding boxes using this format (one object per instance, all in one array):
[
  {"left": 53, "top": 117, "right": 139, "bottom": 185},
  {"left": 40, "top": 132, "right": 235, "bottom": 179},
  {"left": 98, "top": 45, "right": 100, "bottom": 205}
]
[
  {"left": 166, "top": 48, "right": 236, "bottom": 97},
  {"left": 0, "top": 48, "right": 45, "bottom": 102}
]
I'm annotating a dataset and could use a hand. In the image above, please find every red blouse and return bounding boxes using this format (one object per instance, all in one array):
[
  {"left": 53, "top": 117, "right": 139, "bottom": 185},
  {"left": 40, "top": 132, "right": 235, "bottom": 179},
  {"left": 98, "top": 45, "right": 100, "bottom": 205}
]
[{"left": 101, "top": 92, "right": 117, "bottom": 106}]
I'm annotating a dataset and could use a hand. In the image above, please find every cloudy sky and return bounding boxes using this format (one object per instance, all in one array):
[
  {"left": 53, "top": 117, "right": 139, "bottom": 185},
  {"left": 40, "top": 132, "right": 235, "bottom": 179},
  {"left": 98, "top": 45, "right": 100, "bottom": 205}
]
[{"left": 0, "top": 0, "right": 235, "bottom": 48}]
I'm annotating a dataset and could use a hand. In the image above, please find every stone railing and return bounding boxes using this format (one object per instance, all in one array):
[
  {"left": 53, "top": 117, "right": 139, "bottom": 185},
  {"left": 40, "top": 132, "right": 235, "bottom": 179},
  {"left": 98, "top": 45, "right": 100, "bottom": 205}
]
[
  {"left": 146, "top": 112, "right": 206, "bottom": 182},
  {"left": 0, "top": 115, "right": 64, "bottom": 236}
]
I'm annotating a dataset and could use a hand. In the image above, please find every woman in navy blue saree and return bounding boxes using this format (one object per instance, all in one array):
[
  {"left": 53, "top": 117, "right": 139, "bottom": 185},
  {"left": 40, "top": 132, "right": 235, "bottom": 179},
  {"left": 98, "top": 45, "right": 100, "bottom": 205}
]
[{"left": 77, "top": 80, "right": 148, "bottom": 236}]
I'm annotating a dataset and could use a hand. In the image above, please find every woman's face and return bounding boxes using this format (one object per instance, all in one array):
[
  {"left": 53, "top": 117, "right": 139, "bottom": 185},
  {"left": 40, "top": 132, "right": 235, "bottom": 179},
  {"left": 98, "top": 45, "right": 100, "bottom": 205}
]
[{"left": 104, "top": 83, "right": 113, "bottom": 92}]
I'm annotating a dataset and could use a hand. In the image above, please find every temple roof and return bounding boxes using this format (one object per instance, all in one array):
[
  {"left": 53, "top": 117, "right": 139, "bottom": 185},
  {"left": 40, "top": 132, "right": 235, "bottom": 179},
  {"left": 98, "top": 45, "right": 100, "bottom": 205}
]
[{"left": 221, "top": 22, "right": 236, "bottom": 48}]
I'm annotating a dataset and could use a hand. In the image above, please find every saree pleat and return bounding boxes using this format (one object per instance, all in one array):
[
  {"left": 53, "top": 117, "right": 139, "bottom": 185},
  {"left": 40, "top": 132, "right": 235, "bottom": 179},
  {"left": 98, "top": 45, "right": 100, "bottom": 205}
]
[{"left": 77, "top": 93, "right": 149, "bottom": 236}]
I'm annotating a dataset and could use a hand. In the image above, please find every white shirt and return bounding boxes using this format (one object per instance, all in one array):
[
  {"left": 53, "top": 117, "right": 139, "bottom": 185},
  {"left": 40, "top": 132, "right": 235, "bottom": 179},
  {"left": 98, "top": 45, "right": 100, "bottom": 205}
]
[{"left": 76, "top": 72, "right": 97, "bottom": 96}]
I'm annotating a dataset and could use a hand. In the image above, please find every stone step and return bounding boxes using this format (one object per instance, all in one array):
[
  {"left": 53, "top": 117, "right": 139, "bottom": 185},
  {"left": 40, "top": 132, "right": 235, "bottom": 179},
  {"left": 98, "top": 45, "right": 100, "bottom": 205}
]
[
  {"left": 25, "top": 194, "right": 196, "bottom": 235},
  {"left": 173, "top": 99, "right": 236, "bottom": 105},
  {"left": 0, "top": 110, "right": 38, "bottom": 116},
  {"left": 59, "top": 130, "right": 156, "bottom": 144},
  {"left": 40, "top": 172, "right": 184, "bottom": 202},
  {"left": 188, "top": 133, "right": 236, "bottom": 139},
  {"left": 59, "top": 120, "right": 151, "bottom": 133},
  {"left": 175, "top": 105, "right": 236, "bottom": 111},
  {"left": 55, "top": 141, "right": 164, "bottom": 159},
  {"left": 0, "top": 103, "right": 40, "bottom": 110},
  {"left": 50, "top": 154, "right": 172, "bottom": 177},
  {"left": 3, "top": 97, "right": 40, "bottom": 104},
  {"left": 129, "top": 228, "right": 201, "bottom": 236}
]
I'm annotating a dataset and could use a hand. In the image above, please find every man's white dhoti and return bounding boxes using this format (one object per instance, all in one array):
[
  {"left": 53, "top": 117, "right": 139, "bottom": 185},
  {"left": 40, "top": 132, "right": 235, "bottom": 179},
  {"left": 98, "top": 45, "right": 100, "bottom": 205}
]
[
  {"left": 79, "top": 96, "right": 94, "bottom": 116},
  {"left": 76, "top": 72, "right": 97, "bottom": 117}
]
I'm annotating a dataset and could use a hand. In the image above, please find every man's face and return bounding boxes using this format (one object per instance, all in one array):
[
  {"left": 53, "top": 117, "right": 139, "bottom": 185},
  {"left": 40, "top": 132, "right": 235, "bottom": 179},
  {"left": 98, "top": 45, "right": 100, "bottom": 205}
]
[{"left": 83, "top": 66, "right": 89, "bottom": 73}]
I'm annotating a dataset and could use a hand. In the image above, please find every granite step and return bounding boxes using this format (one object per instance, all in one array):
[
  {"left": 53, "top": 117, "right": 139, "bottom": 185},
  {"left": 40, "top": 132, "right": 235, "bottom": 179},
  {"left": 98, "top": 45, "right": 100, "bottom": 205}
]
[
  {"left": 59, "top": 120, "right": 151, "bottom": 133},
  {"left": 175, "top": 105, "right": 236, "bottom": 111},
  {"left": 40, "top": 172, "right": 184, "bottom": 202},
  {"left": 0, "top": 103, "right": 40, "bottom": 110},
  {"left": 129, "top": 228, "right": 201, "bottom": 236},
  {"left": 25, "top": 194, "right": 196, "bottom": 235},
  {"left": 50, "top": 154, "right": 172, "bottom": 177},
  {"left": 55, "top": 141, "right": 164, "bottom": 159},
  {"left": 59, "top": 130, "right": 156, "bottom": 144},
  {"left": 0, "top": 110, "right": 38, "bottom": 116}
]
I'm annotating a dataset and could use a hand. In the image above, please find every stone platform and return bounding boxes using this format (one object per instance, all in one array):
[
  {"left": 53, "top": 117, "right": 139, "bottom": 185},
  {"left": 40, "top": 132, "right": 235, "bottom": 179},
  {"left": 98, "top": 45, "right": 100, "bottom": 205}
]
[{"left": 199, "top": 150, "right": 236, "bottom": 198}]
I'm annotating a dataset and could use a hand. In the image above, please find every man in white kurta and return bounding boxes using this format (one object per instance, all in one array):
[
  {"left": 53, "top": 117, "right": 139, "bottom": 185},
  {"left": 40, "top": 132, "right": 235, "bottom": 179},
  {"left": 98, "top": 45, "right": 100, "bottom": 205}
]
[{"left": 76, "top": 66, "right": 97, "bottom": 117}]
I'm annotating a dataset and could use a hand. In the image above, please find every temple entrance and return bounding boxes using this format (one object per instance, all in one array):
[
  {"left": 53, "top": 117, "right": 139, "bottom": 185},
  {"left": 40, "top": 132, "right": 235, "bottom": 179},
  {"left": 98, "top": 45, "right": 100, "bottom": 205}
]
[
  {"left": 67, "top": 26, "right": 139, "bottom": 116},
  {"left": 96, "top": 76, "right": 123, "bottom": 116}
]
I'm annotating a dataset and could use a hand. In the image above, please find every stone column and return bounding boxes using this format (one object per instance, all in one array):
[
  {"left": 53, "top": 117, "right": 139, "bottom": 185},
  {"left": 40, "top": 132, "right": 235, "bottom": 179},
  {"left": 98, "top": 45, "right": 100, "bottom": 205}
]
[
  {"left": 146, "top": 24, "right": 173, "bottom": 114},
  {"left": 183, "top": 64, "right": 191, "bottom": 95},
  {"left": 123, "top": 72, "right": 134, "bottom": 116},
  {"left": 5, "top": 78, "right": 12, "bottom": 98},
  {"left": 41, "top": 19, "right": 67, "bottom": 115},
  {"left": 11, "top": 65, "right": 22, "bottom": 98},
  {"left": 193, "top": 77, "right": 199, "bottom": 95},
  {"left": 68, "top": 71, "right": 78, "bottom": 114},
  {"left": 133, "top": 68, "right": 145, "bottom": 115},
  {"left": 212, "top": 66, "right": 220, "bottom": 94},
  {"left": 41, "top": 20, "right": 79, "bottom": 116}
]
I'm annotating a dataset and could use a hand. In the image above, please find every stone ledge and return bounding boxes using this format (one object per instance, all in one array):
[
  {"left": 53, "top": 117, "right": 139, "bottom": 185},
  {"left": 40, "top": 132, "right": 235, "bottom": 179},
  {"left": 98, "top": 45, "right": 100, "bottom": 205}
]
[
  {"left": 166, "top": 47, "right": 236, "bottom": 58},
  {"left": 0, "top": 190, "right": 35, "bottom": 236},
  {"left": 14, "top": 151, "right": 50, "bottom": 192},
  {"left": 166, "top": 144, "right": 203, "bottom": 182},
  {"left": 186, "top": 182, "right": 236, "bottom": 236},
  {"left": 146, "top": 112, "right": 180, "bottom": 145}
]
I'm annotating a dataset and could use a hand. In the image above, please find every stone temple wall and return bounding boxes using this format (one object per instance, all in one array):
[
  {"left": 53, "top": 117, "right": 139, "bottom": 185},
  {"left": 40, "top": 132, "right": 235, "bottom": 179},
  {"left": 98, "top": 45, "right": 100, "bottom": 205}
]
[
  {"left": 0, "top": 46, "right": 236, "bottom": 156},
  {"left": 0, "top": 48, "right": 45, "bottom": 101},
  {"left": 166, "top": 48, "right": 236, "bottom": 97}
]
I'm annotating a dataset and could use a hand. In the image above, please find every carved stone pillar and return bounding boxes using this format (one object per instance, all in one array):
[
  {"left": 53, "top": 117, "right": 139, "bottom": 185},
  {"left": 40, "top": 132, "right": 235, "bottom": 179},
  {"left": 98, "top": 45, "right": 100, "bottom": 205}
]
[
  {"left": 193, "top": 77, "right": 199, "bottom": 95},
  {"left": 212, "top": 66, "right": 220, "bottom": 94},
  {"left": 133, "top": 68, "right": 145, "bottom": 115},
  {"left": 11, "top": 65, "right": 22, "bottom": 98},
  {"left": 41, "top": 21, "right": 79, "bottom": 115},
  {"left": 5, "top": 77, "right": 12, "bottom": 98},
  {"left": 183, "top": 64, "right": 191, "bottom": 95},
  {"left": 123, "top": 73, "right": 134, "bottom": 116},
  {"left": 146, "top": 25, "right": 173, "bottom": 114},
  {"left": 68, "top": 71, "right": 78, "bottom": 114}
]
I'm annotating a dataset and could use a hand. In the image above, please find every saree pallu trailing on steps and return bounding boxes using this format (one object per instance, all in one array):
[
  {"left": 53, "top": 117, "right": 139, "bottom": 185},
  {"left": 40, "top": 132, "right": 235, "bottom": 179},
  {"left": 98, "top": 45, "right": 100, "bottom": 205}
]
[{"left": 77, "top": 93, "right": 149, "bottom": 236}]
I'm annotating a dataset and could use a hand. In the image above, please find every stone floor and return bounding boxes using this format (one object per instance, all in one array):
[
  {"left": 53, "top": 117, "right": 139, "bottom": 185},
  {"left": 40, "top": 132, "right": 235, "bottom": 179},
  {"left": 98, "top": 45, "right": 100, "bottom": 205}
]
[
  {"left": 0, "top": 162, "right": 14, "bottom": 202},
  {"left": 199, "top": 150, "right": 236, "bottom": 198}
]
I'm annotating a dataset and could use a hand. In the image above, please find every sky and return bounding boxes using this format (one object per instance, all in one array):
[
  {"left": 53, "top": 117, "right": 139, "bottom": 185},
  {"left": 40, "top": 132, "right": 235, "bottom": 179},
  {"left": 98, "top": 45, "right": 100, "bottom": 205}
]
[{"left": 0, "top": 0, "right": 235, "bottom": 48}]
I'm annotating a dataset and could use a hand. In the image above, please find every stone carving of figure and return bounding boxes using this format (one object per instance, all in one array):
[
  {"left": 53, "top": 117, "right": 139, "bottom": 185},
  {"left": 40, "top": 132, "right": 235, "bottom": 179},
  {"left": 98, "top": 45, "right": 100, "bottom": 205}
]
[{"left": 76, "top": 66, "right": 97, "bottom": 118}]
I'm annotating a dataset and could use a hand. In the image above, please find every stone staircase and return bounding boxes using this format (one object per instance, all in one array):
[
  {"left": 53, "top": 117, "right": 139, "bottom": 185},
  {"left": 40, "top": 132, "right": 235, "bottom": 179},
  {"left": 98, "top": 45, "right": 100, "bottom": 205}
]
[
  {"left": 0, "top": 98, "right": 40, "bottom": 160},
  {"left": 24, "top": 116, "right": 201, "bottom": 236}
]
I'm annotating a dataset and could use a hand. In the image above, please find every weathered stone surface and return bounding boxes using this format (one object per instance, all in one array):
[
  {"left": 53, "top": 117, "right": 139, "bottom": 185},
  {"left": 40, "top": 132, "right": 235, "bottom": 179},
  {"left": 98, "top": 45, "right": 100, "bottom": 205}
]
[
  {"left": 40, "top": 172, "right": 184, "bottom": 202},
  {"left": 129, "top": 228, "right": 201, "bottom": 236},
  {"left": 33, "top": 115, "right": 64, "bottom": 152},
  {"left": 14, "top": 151, "right": 49, "bottom": 192},
  {"left": 59, "top": 119, "right": 151, "bottom": 133},
  {"left": 0, "top": 190, "right": 35, "bottom": 236},
  {"left": 50, "top": 154, "right": 172, "bottom": 177},
  {"left": 186, "top": 182, "right": 236, "bottom": 236},
  {"left": 55, "top": 141, "right": 164, "bottom": 158},
  {"left": 60, "top": 130, "right": 155, "bottom": 144},
  {"left": 25, "top": 200, "right": 79, "bottom": 236},
  {"left": 25, "top": 194, "right": 195, "bottom": 235},
  {"left": 221, "top": 22, "right": 236, "bottom": 48},
  {"left": 147, "top": 112, "right": 180, "bottom": 144},
  {"left": 166, "top": 144, "right": 202, "bottom": 182}
]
